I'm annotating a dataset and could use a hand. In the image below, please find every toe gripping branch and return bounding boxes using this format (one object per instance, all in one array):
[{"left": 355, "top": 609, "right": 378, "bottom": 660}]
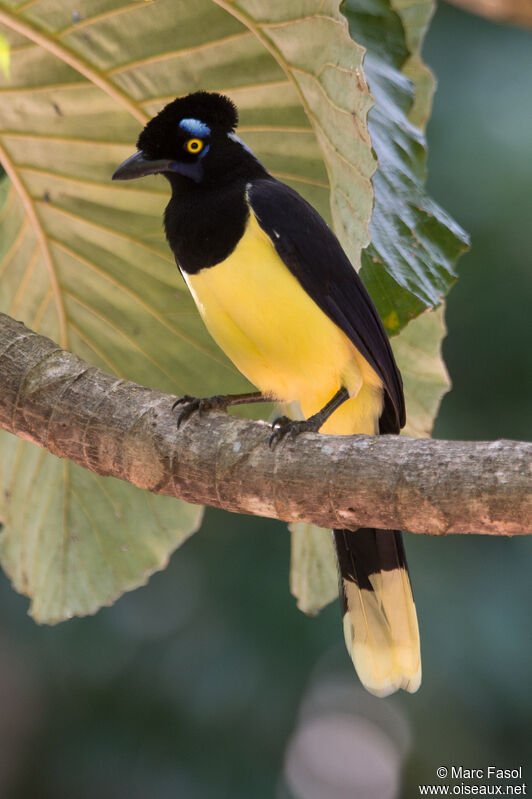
[
  {"left": 172, "top": 391, "right": 266, "bottom": 428},
  {"left": 269, "top": 387, "right": 349, "bottom": 448}
]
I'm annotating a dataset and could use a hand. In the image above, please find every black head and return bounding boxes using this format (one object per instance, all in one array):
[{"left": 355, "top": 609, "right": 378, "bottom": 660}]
[{"left": 113, "top": 91, "right": 265, "bottom": 186}]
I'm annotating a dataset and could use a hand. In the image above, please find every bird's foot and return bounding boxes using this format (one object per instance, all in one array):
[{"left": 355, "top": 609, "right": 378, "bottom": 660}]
[
  {"left": 269, "top": 415, "right": 323, "bottom": 449},
  {"left": 172, "top": 394, "right": 232, "bottom": 428}
]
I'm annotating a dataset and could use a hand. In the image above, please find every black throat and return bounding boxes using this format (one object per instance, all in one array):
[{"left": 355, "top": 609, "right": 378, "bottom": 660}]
[{"left": 164, "top": 158, "right": 269, "bottom": 275}]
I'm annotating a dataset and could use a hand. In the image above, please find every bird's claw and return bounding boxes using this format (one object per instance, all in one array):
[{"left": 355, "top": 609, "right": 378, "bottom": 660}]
[
  {"left": 172, "top": 394, "right": 230, "bottom": 428},
  {"left": 269, "top": 415, "right": 321, "bottom": 449}
]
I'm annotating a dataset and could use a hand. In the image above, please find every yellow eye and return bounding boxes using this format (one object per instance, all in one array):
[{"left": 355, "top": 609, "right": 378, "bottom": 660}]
[{"left": 185, "top": 138, "right": 204, "bottom": 154}]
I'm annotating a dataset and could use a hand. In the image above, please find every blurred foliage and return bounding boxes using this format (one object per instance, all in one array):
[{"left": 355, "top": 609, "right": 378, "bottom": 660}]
[
  {"left": 446, "top": 0, "right": 532, "bottom": 27},
  {"left": 0, "top": 1, "right": 530, "bottom": 797}
]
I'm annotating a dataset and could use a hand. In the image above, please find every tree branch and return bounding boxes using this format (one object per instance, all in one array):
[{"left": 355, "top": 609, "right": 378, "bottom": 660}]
[{"left": 0, "top": 313, "right": 530, "bottom": 536}]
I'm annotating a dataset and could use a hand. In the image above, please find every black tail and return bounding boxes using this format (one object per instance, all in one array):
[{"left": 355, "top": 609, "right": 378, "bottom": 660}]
[{"left": 334, "top": 527, "right": 421, "bottom": 697}]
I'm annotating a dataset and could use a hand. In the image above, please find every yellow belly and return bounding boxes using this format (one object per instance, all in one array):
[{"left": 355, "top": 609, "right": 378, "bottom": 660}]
[{"left": 183, "top": 210, "right": 383, "bottom": 435}]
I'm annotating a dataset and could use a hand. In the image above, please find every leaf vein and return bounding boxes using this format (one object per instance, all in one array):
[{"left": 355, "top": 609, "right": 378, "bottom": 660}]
[{"left": 108, "top": 30, "right": 252, "bottom": 76}]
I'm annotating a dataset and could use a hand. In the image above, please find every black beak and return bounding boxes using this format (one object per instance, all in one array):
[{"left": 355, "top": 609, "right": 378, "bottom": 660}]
[{"left": 112, "top": 151, "right": 174, "bottom": 181}]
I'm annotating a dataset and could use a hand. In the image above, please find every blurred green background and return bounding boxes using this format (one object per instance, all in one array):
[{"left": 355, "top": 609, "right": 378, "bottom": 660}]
[{"left": 0, "top": 3, "right": 531, "bottom": 797}]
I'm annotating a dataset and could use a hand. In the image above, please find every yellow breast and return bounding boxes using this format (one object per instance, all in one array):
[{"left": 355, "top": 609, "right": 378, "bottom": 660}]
[{"left": 182, "top": 209, "right": 383, "bottom": 434}]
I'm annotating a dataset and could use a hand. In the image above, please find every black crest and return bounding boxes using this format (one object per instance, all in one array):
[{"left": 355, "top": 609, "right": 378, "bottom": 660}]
[{"left": 138, "top": 92, "right": 238, "bottom": 157}]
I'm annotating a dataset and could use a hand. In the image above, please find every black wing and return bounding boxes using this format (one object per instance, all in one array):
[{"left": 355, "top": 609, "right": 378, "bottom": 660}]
[{"left": 248, "top": 178, "right": 405, "bottom": 433}]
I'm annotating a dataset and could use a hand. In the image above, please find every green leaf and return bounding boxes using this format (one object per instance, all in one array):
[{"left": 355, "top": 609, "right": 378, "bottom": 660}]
[
  {"left": 0, "top": 434, "right": 202, "bottom": 623},
  {"left": 344, "top": 0, "right": 469, "bottom": 332},
  {"left": 0, "top": 0, "right": 376, "bottom": 621}
]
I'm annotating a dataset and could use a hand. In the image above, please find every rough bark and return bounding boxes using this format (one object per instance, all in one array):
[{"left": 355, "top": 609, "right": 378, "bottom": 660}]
[{"left": 0, "top": 313, "right": 530, "bottom": 536}]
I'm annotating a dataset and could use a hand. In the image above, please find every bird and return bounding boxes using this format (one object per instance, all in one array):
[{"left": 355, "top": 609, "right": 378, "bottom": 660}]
[{"left": 113, "top": 91, "right": 421, "bottom": 697}]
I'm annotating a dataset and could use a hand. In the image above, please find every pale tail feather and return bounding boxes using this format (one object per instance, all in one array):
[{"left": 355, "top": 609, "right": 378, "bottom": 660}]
[{"left": 334, "top": 528, "right": 421, "bottom": 698}]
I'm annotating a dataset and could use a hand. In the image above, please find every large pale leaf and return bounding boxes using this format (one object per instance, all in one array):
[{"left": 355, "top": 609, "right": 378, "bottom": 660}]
[
  {"left": 390, "top": 0, "right": 436, "bottom": 128},
  {"left": 0, "top": 0, "right": 377, "bottom": 621},
  {"left": 289, "top": 522, "right": 338, "bottom": 616},
  {"left": 392, "top": 306, "right": 450, "bottom": 438},
  {"left": 0, "top": 436, "right": 202, "bottom": 623}
]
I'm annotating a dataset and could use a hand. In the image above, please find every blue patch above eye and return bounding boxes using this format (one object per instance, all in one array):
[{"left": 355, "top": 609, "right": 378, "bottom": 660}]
[
  {"left": 227, "top": 131, "right": 259, "bottom": 162},
  {"left": 179, "top": 118, "right": 211, "bottom": 137}
]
